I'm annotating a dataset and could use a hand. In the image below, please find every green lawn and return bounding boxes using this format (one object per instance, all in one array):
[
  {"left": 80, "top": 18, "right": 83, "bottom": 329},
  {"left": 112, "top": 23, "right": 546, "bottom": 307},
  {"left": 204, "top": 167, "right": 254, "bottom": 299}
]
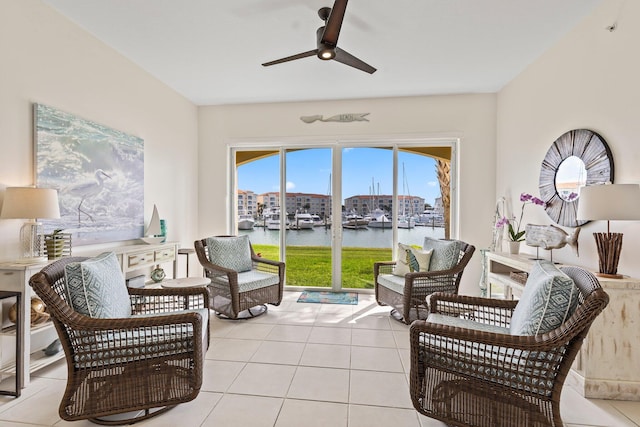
[{"left": 252, "top": 244, "right": 391, "bottom": 289}]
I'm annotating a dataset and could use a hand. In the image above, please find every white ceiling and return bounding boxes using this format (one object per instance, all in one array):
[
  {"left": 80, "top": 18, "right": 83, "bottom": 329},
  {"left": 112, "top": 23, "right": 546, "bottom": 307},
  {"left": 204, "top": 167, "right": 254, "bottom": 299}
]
[{"left": 43, "top": 0, "right": 602, "bottom": 106}]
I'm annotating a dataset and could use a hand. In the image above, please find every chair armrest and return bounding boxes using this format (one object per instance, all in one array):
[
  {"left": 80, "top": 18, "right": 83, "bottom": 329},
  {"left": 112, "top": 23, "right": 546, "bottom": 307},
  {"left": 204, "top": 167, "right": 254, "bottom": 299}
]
[
  {"left": 252, "top": 255, "right": 285, "bottom": 277},
  {"left": 374, "top": 261, "right": 396, "bottom": 278},
  {"left": 128, "top": 286, "right": 210, "bottom": 312},
  {"left": 63, "top": 310, "right": 207, "bottom": 368},
  {"left": 428, "top": 292, "right": 518, "bottom": 327}
]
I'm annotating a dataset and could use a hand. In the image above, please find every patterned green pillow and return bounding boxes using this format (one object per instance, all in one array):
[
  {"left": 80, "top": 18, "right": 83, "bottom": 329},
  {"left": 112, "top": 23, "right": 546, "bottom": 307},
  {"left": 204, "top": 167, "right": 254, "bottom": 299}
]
[
  {"left": 64, "top": 252, "right": 132, "bottom": 318},
  {"left": 510, "top": 261, "right": 579, "bottom": 336},
  {"left": 422, "top": 238, "right": 461, "bottom": 271},
  {"left": 206, "top": 235, "right": 253, "bottom": 272}
]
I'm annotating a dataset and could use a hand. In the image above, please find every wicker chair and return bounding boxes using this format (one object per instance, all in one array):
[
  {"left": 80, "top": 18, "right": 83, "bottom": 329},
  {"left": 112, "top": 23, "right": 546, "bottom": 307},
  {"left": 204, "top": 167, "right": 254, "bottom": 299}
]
[
  {"left": 29, "top": 256, "right": 210, "bottom": 425},
  {"left": 195, "top": 235, "right": 284, "bottom": 319},
  {"left": 374, "top": 240, "right": 475, "bottom": 324},
  {"left": 409, "top": 266, "right": 610, "bottom": 427}
]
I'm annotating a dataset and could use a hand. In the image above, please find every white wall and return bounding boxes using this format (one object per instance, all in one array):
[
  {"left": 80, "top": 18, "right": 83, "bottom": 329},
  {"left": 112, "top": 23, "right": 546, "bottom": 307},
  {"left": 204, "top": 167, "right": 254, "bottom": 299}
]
[
  {"left": 199, "top": 94, "right": 497, "bottom": 295},
  {"left": 497, "top": 0, "right": 640, "bottom": 277},
  {"left": 0, "top": 1, "right": 199, "bottom": 260}
]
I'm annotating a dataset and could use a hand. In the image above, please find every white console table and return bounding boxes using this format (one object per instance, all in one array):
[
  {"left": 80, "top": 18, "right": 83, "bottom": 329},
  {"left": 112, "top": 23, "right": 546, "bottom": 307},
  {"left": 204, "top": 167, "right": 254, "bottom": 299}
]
[
  {"left": 484, "top": 251, "right": 640, "bottom": 401},
  {"left": 0, "top": 241, "right": 178, "bottom": 389}
]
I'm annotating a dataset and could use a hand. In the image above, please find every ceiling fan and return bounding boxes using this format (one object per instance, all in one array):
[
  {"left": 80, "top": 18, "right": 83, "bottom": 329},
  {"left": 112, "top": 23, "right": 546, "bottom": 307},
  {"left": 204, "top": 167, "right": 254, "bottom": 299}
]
[{"left": 262, "top": 0, "right": 376, "bottom": 74}]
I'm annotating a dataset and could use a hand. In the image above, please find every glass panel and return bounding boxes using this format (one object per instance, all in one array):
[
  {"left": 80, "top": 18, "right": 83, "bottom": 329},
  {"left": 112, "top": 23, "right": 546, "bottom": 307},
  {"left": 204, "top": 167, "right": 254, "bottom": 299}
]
[
  {"left": 284, "top": 148, "right": 332, "bottom": 287},
  {"left": 397, "top": 150, "right": 446, "bottom": 243},
  {"left": 236, "top": 152, "right": 281, "bottom": 262},
  {"left": 341, "top": 147, "right": 394, "bottom": 290}
]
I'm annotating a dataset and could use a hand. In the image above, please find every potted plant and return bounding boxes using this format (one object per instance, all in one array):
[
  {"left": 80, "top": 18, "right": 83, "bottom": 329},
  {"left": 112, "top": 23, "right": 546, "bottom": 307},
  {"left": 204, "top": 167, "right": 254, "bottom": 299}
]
[{"left": 497, "top": 193, "right": 546, "bottom": 254}]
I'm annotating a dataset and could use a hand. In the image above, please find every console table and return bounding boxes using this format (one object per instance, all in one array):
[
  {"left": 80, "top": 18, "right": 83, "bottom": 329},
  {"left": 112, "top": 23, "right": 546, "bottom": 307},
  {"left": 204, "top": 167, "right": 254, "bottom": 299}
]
[
  {"left": 484, "top": 251, "right": 640, "bottom": 401},
  {"left": 0, "top": 241, "right": 178, "bottom": 389}
]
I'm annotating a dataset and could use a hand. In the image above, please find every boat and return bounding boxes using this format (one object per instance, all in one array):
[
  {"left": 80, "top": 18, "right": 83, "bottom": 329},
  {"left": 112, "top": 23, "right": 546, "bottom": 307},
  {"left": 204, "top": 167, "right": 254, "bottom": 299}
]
[
  {"left": 366, "top": 208, "right": 392, "bottom": 229},
  {"left": 311, "top": 214, "right": 326, "bottom": 227},
  {"left": 342, "top": 211, "right": 368, "bottom": 229},
  {"left": 265, "top": 208, "right": 289, "bottom": 230},
  {"left": 397, "top": 215, "right": 415, "bottom": 229},
  {"left": 290, "top": 212, "right": 314, "bottom": 230},
  {"left": 238, "top": 212, "right": 255, "bottom": 230},
  {"left": 416, "top": 209, "right": 445, "bottom": 227},
  {"left": 141, "top": 204, "right": 165, "bottom": 244}
]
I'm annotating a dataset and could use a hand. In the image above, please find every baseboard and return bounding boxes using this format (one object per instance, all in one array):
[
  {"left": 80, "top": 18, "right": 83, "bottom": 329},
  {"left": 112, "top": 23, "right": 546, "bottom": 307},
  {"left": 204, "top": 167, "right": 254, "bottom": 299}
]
[{"left": 567, "top": 369, "right": 640, "bottom": 401}]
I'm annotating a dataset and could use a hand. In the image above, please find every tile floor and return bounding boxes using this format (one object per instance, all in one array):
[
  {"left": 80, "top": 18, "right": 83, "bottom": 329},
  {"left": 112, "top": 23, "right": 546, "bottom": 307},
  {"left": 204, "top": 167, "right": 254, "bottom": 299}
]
[{"left": 1, "top": 291, "right": 638, "bottom": 426}]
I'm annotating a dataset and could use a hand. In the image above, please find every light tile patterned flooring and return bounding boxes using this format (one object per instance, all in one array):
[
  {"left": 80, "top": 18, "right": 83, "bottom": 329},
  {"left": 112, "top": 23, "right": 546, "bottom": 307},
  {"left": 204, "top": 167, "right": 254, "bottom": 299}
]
[{"left": 1, "top": 291, "right": 638, "bottom": 426}]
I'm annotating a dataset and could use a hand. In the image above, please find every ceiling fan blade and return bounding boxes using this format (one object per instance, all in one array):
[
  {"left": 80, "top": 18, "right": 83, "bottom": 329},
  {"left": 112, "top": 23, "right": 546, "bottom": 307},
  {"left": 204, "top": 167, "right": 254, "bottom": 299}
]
[
  {"left": 321, "top": 0, "right": 348, "bottom": 46},
  {"left": 333, "top": 47, "right": 376, "bottom": 74},
  {"left": 262, "top": 49, "right": 318, "bottom": 67}
]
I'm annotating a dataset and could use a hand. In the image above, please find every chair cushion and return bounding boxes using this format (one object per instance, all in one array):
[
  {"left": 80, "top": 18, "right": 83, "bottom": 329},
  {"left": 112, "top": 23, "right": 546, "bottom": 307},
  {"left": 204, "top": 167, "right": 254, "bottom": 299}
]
[
  {"left": 393, "top": 243, "right": 433, "bottom": 276},
  {"left": 423, "top": 238, "right": 461, "bottom": 271},
  {"left": 377, "top": 273, "right": 406, "bottom": 295},
  {"left": 212, "top": 270, "right": 280, "bottom": 292},
  {"left": 64, "top": 252, "right": 132, "bottom": 319},
  {"left": 206, "top": 235, "right": 253, "bottom": 272},
  {"left": 510, "top": 260, "right": 579, "bottom": 336}
]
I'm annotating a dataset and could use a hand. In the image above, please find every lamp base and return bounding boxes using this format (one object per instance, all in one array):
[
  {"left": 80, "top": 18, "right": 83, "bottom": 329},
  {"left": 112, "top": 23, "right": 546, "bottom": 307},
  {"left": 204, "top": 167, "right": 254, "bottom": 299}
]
[
  {"left": 593, "top": 232, "right": 623, "bottom": 278},
  {"left": 595, "top": 272, "right": 624, "bottom": 280}
]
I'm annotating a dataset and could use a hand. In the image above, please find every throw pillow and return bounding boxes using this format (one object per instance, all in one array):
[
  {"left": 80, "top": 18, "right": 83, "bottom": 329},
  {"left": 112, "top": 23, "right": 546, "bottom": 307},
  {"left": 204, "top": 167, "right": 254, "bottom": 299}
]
[
  {"left": 510, "top": 260, "right": 579, "bottom": 336},
  {"left": 392, "top": 243, "right": 433, "bottom": 276},
  {"left": 422, "top": 237, "right": 461, "bottom": 271},
  {"left": 206, "top": 235, "right": 253, "bottom": 272},
  {"left": 64, "top": 252, "right": 132, "bottom": 318}
]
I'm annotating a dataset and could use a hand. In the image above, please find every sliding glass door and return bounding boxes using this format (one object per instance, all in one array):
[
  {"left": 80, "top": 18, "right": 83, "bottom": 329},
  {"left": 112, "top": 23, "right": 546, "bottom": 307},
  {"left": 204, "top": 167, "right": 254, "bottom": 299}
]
[{"left": 233, "top": 142, "right": 453, "bottom": 291}]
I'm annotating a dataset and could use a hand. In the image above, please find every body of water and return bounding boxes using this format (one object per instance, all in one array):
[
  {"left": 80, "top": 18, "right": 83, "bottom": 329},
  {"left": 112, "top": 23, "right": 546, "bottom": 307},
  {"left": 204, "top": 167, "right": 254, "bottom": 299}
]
[{"left": 240, "top": 225, "right": 445, "bottom": 248}]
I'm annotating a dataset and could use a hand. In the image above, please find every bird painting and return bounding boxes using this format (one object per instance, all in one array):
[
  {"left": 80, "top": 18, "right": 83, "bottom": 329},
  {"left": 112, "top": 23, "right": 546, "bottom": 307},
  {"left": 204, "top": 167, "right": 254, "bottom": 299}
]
[{"left": 64, "top": 169, "right": 112, "bottom": 225}]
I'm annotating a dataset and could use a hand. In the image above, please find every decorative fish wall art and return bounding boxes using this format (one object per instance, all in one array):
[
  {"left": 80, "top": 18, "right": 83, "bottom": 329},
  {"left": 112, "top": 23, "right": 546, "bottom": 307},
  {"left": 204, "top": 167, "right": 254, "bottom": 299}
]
[
  {"left": 525, "top": 224, "right": 580, "bottom": 256},
  {"left": 300, "top": 113, "right": 369, "bottom": 123}
]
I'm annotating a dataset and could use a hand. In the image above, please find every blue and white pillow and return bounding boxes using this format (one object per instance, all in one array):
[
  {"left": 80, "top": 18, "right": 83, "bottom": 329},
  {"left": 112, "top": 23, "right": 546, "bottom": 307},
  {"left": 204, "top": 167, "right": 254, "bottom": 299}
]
[
  {"left": 64, "top": 252, "right": 132, "bottom": 319},
  {"left": 510, "top": 260, "right": 579, "bottom": 336},
  {"left": 422, "top": 237, "right": 461, "bottom": 271},
  {"left": 206, "top": 235, "right": 253, "bottom": 272}
]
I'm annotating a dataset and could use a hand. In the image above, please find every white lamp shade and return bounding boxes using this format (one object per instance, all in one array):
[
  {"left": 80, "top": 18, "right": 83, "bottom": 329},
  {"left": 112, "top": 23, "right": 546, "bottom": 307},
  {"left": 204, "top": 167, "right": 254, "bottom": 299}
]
[
  {"left": 1, "top": 187, "right": 61, "bottom": 219},
  {"left": 576, "top": 183, "right": 640, "bottom": 221}
]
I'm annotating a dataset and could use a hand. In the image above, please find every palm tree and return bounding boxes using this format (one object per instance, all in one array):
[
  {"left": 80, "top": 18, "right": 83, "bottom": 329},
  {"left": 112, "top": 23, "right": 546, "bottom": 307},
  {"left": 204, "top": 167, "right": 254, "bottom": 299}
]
[{"left": 436, "top": 159, "right": 451, "bottom": 239}]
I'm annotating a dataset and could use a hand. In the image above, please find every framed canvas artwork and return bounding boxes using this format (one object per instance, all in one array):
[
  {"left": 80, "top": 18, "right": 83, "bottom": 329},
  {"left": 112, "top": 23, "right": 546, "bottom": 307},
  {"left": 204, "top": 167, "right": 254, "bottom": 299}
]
[{"left": 34, "top": 103, "right": 145, "bottom": 245}]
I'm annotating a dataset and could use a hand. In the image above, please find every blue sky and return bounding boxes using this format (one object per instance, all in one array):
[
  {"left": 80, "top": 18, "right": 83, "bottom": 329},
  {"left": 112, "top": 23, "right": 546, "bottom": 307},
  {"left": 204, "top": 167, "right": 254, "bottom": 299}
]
[{"left": 238, "top": 148, "right": 441, "bottom": 206}]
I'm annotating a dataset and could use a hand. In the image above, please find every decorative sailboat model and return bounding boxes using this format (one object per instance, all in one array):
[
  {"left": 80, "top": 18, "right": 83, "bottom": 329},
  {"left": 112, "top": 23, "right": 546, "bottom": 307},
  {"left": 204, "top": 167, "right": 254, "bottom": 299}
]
[{"left": 141, "top": 204, "right": 165, "bottom": 244}]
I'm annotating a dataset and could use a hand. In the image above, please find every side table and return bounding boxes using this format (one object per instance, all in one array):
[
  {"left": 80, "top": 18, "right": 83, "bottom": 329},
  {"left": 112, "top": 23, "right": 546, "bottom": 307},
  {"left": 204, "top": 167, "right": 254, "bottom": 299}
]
[
  {"left": 177, "top": 248, "right": 197, "bottom": 277},
  {"left": 0, "top": 291, "right": 21, "bottom": 397},
  {"left": 160, "top": 277, "right": 211, "bottom": 289}
]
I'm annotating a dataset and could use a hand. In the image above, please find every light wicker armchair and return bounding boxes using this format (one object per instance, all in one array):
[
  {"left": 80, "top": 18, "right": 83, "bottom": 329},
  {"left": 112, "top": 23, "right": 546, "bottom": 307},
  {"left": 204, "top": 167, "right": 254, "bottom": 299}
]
[
  {"left": 374, "top": 240, "right": 475, "bottom": 324},
  {"left": 409, "top": 266, "right": 609, "bottom": 427},
  {"left": 195, "top": 235, "right": 284, "bottom": 319},
  {"left": 29, "top": 256, "right": 210, "bottom": 425}
]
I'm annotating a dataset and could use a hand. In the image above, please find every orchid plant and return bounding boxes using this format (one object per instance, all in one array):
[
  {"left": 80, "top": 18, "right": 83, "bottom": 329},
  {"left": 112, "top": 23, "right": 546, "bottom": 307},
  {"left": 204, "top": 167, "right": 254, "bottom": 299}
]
[{"left": 496, "top": 193, "right": 546, "bottom": 242}]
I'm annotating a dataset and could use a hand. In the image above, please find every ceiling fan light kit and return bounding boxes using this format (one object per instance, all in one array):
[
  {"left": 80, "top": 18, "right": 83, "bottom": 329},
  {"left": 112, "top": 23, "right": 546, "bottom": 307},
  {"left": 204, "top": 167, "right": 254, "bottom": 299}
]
[{"left": 262, "top": 0, "right": 376, "bottom": 74}]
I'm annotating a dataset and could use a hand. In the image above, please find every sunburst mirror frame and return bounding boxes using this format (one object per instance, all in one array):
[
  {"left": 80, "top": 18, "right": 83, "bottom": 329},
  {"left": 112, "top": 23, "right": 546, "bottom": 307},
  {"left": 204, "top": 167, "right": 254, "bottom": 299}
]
[{"left": 539, "top": 129, "right": 614, "bottom": 227}]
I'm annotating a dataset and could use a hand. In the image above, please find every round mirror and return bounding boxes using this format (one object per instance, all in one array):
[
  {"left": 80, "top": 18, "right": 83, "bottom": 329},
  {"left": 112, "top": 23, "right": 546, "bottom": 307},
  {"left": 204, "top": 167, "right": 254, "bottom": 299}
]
[
  {"left": 555, "top": 156, "right": 587, "bottom": 202},
  {"left": 539, "top": 129, "right": 613, "bottom": 227}
]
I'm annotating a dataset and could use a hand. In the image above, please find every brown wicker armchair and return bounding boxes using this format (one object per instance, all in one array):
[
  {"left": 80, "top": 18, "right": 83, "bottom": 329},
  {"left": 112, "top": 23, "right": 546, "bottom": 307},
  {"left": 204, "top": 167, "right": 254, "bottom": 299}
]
[
  {"left": 195, "top": 235, "right": 284, "bottom": 319},
  {"left": 409, "top": 265, "right": 609, "bottom": 427},
  {"left": 29, "top": 256, "right": 210, "bottom": 425},
  {"left": 374, "top": 239, "right": 475, "bottom": 324}
]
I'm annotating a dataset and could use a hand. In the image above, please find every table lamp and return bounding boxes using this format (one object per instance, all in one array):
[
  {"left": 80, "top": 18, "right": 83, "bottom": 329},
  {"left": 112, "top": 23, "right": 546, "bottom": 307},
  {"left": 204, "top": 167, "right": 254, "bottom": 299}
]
[
  {"left": 1, "top": 187, "right": 61, "bottom": 260},
  {"left": 576, "top": 183, "right": 640, "bottom": 278}
]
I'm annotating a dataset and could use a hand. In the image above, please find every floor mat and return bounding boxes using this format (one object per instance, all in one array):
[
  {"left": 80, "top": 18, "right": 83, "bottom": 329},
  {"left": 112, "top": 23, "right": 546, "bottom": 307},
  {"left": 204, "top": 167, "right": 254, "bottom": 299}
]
[{"left": 297, "top": 291, "right": 358, "bottom": 305}]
